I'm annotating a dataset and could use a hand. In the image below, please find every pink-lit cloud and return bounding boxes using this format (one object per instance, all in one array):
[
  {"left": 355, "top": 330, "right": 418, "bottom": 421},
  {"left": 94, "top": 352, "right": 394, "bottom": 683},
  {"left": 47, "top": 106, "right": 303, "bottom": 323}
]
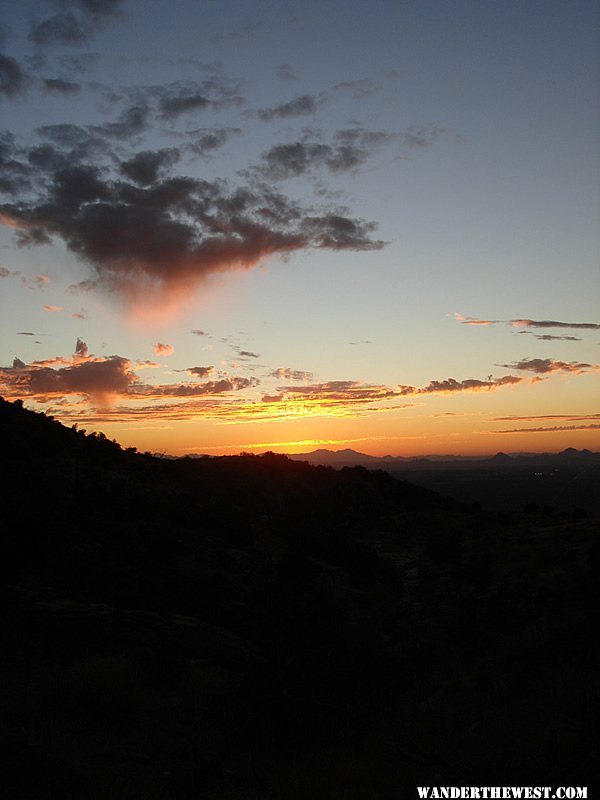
[
  {"left": 21, "top": 274, "right": 50, "bottom": 290},
  {"left": 153, "top": 342, "right": 174, "bottom": 356},
  {"left": 454, "top": 313, "right": 498, "bottom": 326}
]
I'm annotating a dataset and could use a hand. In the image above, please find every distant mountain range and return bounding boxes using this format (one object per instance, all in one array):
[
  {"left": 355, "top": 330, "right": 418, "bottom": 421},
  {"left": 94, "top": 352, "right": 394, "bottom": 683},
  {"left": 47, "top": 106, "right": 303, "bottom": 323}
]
[{"left": 284, "top": 447, "right": 600, "bottom": 470}]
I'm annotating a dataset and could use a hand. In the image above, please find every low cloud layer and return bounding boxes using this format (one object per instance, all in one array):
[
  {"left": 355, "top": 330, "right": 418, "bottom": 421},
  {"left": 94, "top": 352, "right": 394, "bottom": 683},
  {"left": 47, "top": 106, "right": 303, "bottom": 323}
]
[{"left": 0, "top": 345, "right": 255, "bottom": 404}]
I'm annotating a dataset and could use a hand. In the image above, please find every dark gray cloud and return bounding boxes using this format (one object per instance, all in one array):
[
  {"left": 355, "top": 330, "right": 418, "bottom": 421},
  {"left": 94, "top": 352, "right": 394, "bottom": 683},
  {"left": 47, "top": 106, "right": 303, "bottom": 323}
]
[
  {"left": 119, "top": 148, "right": 180, "bottom": 185},
  {"left": 185, "top": 365, "right": 214, "bottom": 378},
  {"left": 160, "top": 90, "right": 210, "bottom": 119},
  {"left": 29, "top": 13, "right": 90, "bottom": 46},
  {"left": 79, "top": 0, "right": 122, "bottom": 16},
  {"left": 398, "top": 125, "right": 445, "bottom": 148},
  {"left": 35, "top": 124, "right": 111, "bottom": 160},
  {"left": 156, "top": 79, "right": 245, "bottom": 120},
  {"left": 43, "top": 78, "right": 81, "bottom": 94},
  {"left": 236, "top": 350, "right": 260, "bottom": 359},
  {"left": 0, "top": 152, "right": 384, "bottom": 301},
  {"left": 0, "top": 54, "right": 24, "bottom": 98},
  {"left": 512, "top": 318, "right": 600, "bottom": 330},
  {"left": 455, "top": 313, "right": 600, "bottom": 331},
  {"left": 92, "top": 104, "right": 151, "bottom": 139},
  {"left": 29, "top": 0, "right": 125, "bottom": 47},
  {"left": 74, "top": 337, "right": 89, "bottom": 357},
  {"left": 332, "top": 79, "right": 381, "bottom": 98},
  {"left": 186, "top": 128, "right": 241, "bottom": 157},
  {"left": 276, "top": 63, "right": 297, "bottom": 81},
  {"left": 520, "top": 332, "right": 582, "bottom": 342},
  {"left": 257, "top": 94, "right": 321, "bottom": 121},
  {"left": 0, "top": 132, "right": 32, "bottom": 194},
  {"left": 57, "top": 52, "right": 102, "bottom": 74},
  {"left": 250, "top": 127, "right": 409, "bottom": 181},
  {"left": 253, "top": 142, "right": 333, "bottom": 180}
]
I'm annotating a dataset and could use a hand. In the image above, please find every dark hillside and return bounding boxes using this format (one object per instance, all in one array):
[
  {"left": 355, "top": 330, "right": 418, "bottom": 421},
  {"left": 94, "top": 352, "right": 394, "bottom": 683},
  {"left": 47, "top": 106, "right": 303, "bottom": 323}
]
[{"left": 1, "top": 397, "right": 598, "bottom": 798}]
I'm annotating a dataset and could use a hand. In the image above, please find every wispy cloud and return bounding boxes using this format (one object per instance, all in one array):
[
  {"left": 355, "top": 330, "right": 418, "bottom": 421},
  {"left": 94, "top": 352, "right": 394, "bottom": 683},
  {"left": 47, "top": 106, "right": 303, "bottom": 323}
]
[
  {"left": 256, "top": 94, "right": 322, "bottom": 121},
  {"left": 271, "top": 367, "right": 313, "bottom": 382},
  {"left": 493, "top": 413, "right": 600, "bottom": 422},
  {"left": 518, "top": 332, "right": 582, "bottom": 342},
  {"left": 454, "top": 312, "right": 497, "bottom": 326}
]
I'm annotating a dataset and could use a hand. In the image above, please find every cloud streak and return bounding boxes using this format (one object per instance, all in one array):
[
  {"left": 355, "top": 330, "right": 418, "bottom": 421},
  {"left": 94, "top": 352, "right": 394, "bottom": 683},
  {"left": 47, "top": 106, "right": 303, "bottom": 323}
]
[
  {"left": 455, "top": 312, "right": 600, "bottom": 331},
  {"left": 493, "top": 423, "right": 600, "bottom": 434},
  {"left": 497, "top": 358, "right": 598, "bottom": 375},
  {"left": 399, "top": 375, "right": 523, "bottom": 395}
]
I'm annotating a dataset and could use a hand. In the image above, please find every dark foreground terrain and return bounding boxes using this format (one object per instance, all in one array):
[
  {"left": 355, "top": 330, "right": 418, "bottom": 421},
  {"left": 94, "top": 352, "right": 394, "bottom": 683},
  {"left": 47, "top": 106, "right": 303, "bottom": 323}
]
[{"left": 1, "top": 397, "right": 599, "bottom": 798}]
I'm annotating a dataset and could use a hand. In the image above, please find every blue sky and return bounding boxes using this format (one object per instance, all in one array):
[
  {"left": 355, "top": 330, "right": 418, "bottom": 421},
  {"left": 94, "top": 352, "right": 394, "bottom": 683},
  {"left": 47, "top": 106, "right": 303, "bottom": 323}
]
[{"left": 1, "top": 0, "right": 599, "bottom": 455}]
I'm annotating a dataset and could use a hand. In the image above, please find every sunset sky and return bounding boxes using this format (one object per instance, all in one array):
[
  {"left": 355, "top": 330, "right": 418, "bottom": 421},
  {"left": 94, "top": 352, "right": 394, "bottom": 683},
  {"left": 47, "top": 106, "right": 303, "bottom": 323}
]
[{"left": 1, "top": 0, "right": 599, "bottom": 456}]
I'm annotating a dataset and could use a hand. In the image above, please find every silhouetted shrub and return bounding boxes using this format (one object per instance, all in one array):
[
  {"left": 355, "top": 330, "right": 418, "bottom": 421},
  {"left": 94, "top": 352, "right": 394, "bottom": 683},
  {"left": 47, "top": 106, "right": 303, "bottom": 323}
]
[
  {"left": 459, "top": 550, "right": 495, "bottom": 587},
  {"left": 425, "top": 531, "right": 464, "bottom": 562}
]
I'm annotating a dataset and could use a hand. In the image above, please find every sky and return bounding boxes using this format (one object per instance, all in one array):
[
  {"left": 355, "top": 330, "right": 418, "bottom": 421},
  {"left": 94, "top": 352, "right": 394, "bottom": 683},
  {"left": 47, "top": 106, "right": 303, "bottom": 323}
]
[{"left": 1, "top": 0, "right": 599, "bottom": 457}]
